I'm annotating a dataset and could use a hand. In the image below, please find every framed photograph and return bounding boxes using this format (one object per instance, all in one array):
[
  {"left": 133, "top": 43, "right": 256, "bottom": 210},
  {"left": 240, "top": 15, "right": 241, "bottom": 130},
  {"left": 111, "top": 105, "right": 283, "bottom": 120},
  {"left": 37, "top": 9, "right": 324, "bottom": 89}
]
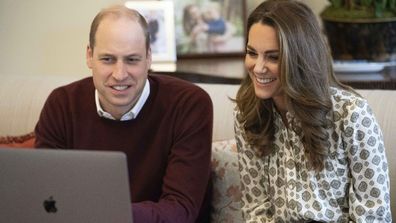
[
  {"left": 125, "top": 1, "right": 176, "bottom": 63},
  {"left": 171, "top": 0, "right": 246, "bottom": 58}
]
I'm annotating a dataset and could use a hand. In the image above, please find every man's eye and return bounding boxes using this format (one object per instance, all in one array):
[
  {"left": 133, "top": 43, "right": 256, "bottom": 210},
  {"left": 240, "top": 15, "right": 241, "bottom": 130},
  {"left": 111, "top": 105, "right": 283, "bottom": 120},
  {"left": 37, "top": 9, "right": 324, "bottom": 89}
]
[
  {"left": 100, "top": 57, "right": 114, "bottom": 63},
  {"left": 126, "top": 58, "right": 140, "bottom": 64}
]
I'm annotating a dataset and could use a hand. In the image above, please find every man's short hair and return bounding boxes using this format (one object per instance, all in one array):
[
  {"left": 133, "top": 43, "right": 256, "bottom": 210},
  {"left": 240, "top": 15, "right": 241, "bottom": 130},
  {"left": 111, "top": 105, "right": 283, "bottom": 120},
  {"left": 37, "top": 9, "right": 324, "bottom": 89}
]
[{"left": 89, "top": 5, "right": 150, "bottom": 52}]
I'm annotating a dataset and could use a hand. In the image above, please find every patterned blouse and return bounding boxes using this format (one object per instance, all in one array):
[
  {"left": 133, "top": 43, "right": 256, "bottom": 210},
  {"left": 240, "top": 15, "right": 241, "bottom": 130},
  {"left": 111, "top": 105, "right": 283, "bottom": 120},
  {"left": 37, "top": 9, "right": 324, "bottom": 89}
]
[{"left": 235, "top": 87, "right": 391, "bottom": 223}]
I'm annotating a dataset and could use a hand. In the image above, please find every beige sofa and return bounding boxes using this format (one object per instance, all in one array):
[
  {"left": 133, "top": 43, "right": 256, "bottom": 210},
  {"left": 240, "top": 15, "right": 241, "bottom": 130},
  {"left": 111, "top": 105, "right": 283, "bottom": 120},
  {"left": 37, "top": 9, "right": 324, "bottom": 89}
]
[{"left": 1, "top": 74, "right": 395, "bottom": 221}]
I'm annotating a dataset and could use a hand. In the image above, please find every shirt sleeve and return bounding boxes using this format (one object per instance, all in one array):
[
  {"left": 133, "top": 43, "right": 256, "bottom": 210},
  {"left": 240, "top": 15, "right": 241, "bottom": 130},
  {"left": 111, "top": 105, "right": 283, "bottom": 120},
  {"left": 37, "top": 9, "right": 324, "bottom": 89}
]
[
  {"left": 132, "top": 87, "right": 213, "bottom": 223},
  {"left": 234, "top": 110, "right": 274, "bottom": 222},
  {"left": 206, "top": 19, "right": 226, "bottom": 34},
  {"left": 342, "top": 97, "right": 392, "bottom": 222}
]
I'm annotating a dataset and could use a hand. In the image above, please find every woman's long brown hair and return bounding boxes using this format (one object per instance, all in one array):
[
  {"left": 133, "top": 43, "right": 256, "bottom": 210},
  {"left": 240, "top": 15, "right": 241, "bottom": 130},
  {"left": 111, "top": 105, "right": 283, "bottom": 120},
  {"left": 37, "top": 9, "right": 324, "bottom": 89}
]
[{"left": 235, "top": 0, "right": 354, "bottom": 171}]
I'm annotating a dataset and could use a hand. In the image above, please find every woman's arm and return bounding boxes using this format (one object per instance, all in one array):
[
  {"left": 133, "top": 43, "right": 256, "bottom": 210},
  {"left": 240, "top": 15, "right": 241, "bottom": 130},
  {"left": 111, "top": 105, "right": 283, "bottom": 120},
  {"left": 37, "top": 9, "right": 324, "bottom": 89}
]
[{"left": 343, "top": 98, "right": 391, "bottom": 222}]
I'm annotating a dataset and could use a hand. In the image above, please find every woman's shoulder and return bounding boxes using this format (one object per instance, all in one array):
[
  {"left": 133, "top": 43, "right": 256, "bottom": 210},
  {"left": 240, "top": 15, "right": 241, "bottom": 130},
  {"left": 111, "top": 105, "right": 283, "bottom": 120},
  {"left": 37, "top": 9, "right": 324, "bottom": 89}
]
[
  {"left": 329, "top": 87, "right": 372, "bottom": 120},
  {"left": 330, "top": 87, "right": 367, "bottom": 107}
]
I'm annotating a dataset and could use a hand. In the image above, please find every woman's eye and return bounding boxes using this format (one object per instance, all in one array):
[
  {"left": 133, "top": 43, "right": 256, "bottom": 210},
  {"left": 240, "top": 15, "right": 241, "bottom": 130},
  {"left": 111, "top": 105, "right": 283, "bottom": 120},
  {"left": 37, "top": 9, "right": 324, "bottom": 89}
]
[
  {"left": 246, "top": 50, "right": 257, "bottom": 57},
  {"left": 266, "top": 54, "right": 279, "bottom": 62}
]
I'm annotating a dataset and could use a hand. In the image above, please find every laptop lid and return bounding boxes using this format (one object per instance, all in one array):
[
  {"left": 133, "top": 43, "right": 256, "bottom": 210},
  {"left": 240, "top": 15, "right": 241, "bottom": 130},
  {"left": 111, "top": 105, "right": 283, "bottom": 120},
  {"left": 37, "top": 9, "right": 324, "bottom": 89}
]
[{"left": 0, "top": 148, "right": 133, "bottom": 223}]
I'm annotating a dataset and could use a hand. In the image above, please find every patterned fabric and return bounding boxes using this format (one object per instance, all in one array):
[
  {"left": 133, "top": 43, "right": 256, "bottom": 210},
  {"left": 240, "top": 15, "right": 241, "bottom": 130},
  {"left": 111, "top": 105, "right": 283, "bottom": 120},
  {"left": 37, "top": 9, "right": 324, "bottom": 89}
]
[
  {"left": 0, "top": 132, "right": 35, "bottom": 148},
  {"left": 235, "top": 87, "right": 391, "bottom": 222},
  {"left": 211, "top": 139, "right": 243, "bottom": 223}
]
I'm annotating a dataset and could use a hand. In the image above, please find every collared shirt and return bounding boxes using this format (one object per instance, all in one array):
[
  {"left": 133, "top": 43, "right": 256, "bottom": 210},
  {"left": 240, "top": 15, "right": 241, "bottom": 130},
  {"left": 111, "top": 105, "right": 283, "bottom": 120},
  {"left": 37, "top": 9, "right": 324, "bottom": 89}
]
[
  {"left": 95, "top": 79, "right": 150, "bottom": 121},
  {"left": 235, "top": 87, "right": 391, "bottom": 222}
]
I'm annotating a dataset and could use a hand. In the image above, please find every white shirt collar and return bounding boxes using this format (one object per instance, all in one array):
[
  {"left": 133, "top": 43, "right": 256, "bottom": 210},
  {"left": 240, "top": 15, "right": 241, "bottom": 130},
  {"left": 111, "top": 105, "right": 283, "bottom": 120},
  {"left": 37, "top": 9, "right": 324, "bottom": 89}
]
[{"left": 95, "top": 79, "right": 150, "bottom": 121}]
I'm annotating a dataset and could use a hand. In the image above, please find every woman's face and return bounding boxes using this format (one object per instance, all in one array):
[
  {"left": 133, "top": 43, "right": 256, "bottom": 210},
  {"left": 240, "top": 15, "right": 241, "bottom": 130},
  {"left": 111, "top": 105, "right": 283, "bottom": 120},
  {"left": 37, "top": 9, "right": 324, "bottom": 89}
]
[
  {"left": 188, "top": 5, "right": 201, "bottom": 21},
  {"left": 245, "top": 23, "right": 284, "bottom": 109}
]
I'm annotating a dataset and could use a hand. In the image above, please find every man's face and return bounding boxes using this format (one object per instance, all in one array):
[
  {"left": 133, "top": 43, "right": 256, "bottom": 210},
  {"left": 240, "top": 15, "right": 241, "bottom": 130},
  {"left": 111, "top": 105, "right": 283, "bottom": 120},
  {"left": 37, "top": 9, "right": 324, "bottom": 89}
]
[{"left": 86, "top": 16, "right": 151, "bottom": 119}]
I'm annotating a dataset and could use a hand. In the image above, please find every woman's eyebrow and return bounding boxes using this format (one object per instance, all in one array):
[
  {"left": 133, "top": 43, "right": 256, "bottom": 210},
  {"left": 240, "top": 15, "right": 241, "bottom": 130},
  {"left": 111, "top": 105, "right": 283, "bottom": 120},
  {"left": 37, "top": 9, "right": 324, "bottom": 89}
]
[{"left": 246, "top": 45, "right": 279, "bottom": 54}]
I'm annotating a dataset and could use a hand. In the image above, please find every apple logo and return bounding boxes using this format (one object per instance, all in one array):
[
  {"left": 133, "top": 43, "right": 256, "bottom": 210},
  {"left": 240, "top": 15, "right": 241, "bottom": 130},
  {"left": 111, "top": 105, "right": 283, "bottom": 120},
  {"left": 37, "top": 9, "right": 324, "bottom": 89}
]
[{"left": 43, "top": 196, "right": 58, "bottom": 213}]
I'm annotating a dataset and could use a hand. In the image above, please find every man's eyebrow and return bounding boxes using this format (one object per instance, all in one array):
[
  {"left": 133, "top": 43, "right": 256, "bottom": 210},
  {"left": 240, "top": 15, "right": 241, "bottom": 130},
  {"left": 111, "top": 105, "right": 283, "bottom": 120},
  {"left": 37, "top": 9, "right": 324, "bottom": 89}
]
[
  {"left": 124, "top": 54, "right": 142, "bottom": 58},
  {"left": 98, "top": 53, "right": 115, "bottom": 57},
  {"left": 97, "top": 53, "right": 142, "bottom": 58}
]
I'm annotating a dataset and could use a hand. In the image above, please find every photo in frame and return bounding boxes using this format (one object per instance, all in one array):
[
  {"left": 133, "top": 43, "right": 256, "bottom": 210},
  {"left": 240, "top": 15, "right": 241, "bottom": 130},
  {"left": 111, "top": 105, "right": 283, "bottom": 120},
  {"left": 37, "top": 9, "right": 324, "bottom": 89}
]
[
  {"left": 170, "top": 0, "right": 245, "bottom": 58},
  {"left": 125, "top": 1, "right": 176, "bottom": 64}
]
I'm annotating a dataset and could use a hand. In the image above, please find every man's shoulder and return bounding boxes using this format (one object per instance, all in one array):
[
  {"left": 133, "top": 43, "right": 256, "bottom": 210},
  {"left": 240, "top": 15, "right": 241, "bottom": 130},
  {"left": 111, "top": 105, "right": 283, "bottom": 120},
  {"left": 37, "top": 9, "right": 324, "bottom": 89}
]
[
  {"left": 53, "top": 76, "right": 93, "bottom": 93},
  {"left": 149, "top": 74, "right": 205, "bottom": 93},
  {"left": 149, "top": 74, "right": 193, "bottom": 85},
  {"left": 48, "top": 76, "right": 94, "bottom": 102},
  {"left": 63, "top": 76, "right": 93, "bottom": 88},
  {"left": 148, "top": 74, "right": 212, "bottom": 104}
]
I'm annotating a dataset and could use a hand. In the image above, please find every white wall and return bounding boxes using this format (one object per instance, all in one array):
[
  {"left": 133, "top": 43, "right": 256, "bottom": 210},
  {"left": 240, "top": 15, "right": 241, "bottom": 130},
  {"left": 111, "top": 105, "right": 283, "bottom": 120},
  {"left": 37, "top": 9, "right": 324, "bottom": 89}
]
[
  {"left": 0, "top": 0, "right": 329, "bottom": 77},
  {"left": 0, "top": 0, "right": 125, "bottom": 77},
  {"left": 300, "top": 0, "right": 329, "bottom": 24}
]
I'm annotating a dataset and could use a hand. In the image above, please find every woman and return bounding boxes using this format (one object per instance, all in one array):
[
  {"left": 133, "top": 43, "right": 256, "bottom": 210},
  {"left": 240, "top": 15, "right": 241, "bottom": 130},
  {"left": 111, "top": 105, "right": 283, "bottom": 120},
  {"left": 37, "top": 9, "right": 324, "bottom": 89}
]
[
  {"left": 234, "top": 0, "right": 391, "bottom": 222},
  {"left": 182, "top": 4, "right": 208, "bottom": 52}
]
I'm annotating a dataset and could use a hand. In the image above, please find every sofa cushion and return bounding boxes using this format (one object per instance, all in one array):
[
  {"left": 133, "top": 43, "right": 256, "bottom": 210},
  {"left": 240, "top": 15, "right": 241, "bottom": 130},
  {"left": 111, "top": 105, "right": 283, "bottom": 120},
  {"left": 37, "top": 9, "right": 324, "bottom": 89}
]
[
  {"left": 211, "top": 138, "right": 243, "bottom": 222},
  {"left": 197, "top": 83, "right": 239, "bottom": 141},
  {"left": 0, "top": 132, "right": 35, "bottom": 148}
]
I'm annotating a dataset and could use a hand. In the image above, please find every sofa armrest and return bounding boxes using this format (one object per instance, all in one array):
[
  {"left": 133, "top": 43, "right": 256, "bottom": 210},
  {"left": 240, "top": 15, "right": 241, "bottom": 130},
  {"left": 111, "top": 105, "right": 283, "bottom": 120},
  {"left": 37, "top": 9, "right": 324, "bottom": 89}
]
[
  {"left": 197, "top": 84, "right": 239, "bottom": 141},
  {"left": 211, "top": 139, "right": 243, "bottom": 222}
]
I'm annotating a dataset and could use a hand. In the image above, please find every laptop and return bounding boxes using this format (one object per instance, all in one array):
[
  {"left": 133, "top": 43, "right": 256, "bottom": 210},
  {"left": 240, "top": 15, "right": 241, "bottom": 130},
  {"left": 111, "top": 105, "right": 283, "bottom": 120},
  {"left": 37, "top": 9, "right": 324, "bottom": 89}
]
[{"left": 0, "top": 148, "right": 133, "bottom": 223}]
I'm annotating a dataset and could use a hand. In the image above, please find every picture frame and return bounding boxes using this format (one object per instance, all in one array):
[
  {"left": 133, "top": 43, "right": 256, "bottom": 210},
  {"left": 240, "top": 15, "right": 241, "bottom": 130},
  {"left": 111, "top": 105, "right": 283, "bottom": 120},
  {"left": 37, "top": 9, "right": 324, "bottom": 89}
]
[
  {"left": 125, "top": 1, "right": 176, "bottom": 63},
  {"left": 170, "top": 0, "right": 246, "bottom": 58}
]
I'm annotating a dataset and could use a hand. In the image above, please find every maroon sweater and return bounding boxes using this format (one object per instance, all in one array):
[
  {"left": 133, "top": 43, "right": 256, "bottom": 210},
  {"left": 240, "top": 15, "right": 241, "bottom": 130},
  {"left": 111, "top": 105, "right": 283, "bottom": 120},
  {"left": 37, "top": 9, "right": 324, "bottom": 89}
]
[{"left": 35, "top": 75, "right": 213, "bottom": 223}]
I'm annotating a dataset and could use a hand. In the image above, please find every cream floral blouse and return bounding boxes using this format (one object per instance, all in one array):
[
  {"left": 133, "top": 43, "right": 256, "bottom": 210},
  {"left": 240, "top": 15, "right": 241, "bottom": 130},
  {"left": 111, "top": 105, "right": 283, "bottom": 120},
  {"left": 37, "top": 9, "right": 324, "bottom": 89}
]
[{"left": 235, "top": 87, "right": 391, "bottom": 223}]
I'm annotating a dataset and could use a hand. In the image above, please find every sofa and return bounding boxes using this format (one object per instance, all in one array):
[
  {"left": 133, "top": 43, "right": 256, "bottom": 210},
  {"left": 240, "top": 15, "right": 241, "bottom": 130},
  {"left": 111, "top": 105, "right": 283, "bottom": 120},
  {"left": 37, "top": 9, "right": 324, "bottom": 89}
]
[{"left": 1, "top": 74, "right": 395, "bottom": 221}]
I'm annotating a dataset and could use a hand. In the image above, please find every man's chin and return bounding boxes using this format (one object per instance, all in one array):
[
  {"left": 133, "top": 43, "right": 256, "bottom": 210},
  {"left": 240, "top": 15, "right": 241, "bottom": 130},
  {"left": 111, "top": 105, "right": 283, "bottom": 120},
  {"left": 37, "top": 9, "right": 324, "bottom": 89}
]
[{"left": 110, "top": 98, "right": 136, "bottom": 109}]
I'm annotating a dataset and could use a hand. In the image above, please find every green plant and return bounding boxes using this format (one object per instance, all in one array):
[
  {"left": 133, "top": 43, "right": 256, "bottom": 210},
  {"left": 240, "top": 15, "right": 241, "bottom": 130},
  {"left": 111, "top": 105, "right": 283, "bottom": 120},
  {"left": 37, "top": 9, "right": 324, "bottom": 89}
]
[{"left": 322, "top": 0, "right": 396, "bottom": 19}]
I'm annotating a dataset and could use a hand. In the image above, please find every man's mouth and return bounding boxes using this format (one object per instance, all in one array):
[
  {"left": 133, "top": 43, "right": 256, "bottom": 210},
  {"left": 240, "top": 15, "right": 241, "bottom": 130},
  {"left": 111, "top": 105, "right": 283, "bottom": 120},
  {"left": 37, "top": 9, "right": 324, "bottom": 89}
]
[{"left": 111, "top": 85, "right": 129, "bottom": 91}]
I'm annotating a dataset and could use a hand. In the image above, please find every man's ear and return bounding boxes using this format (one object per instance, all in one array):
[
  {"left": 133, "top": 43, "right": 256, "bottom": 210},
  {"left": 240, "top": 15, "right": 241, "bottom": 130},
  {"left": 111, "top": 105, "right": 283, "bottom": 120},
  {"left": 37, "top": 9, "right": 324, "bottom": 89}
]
[
  {"left": 146, "top": 47, "right": 152, "bottom": 68},
  {"left": 86, "top": 45, "right": 93, "bottom": 69}
]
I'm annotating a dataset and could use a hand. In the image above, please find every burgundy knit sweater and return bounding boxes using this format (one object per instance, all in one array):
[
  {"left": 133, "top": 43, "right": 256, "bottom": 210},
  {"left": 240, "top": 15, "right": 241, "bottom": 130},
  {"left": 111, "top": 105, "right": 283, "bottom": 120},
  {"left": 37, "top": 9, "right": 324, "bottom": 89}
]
[{"left": 35, "top": 74, "right": 213, "bottom": 223}]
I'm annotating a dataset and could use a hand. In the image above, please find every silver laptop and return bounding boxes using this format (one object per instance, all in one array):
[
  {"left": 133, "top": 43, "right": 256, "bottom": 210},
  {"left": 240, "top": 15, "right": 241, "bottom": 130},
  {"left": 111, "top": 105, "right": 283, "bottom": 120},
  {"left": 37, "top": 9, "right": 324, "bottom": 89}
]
[{"left": 0, "top": 148, "right": 133, "bottom": 223}]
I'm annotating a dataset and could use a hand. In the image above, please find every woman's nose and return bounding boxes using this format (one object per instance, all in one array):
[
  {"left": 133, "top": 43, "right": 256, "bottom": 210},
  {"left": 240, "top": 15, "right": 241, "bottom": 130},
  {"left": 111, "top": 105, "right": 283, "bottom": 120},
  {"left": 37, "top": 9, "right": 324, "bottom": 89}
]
[{"left": 253, "top": 58, "right": 268, "bottom": 74}]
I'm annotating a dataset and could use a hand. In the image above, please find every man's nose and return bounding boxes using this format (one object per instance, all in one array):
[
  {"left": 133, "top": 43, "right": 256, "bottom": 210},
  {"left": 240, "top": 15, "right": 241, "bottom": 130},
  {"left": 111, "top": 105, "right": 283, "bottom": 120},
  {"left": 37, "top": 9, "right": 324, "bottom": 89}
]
[{"left": 112, "top": 61, "right": 128, "bottom": 81}]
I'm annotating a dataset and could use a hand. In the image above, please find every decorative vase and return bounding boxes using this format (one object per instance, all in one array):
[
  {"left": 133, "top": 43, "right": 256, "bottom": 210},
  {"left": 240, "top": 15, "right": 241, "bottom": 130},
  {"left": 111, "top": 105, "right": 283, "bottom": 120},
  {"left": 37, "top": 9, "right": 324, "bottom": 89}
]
[{"left": 321, "top": 17, "right": 396, "bottom": 62}]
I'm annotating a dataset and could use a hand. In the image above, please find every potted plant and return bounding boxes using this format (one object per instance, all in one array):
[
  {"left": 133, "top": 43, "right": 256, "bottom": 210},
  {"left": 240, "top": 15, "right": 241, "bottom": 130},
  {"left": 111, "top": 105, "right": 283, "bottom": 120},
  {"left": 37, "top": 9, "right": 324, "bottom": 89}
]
[{"left": 320, "top": 0, "right": 396, "bottom": 62}]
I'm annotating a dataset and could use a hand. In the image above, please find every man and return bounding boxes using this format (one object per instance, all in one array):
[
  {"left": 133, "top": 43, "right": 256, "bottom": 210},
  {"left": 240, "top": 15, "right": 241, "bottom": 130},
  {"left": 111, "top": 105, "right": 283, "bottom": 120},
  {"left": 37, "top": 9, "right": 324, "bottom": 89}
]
[{"left": 35, "top": 5, "right": 213, "bottom": 223}]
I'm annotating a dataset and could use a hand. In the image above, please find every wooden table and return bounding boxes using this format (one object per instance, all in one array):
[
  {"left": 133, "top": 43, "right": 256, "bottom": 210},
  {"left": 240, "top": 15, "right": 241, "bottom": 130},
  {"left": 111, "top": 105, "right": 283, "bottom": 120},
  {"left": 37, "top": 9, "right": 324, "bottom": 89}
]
[
  {"left": 336, "top": 66, "right": 396, "bottom": 89},
  {"left": 154, "top": 58, "right": 396, "bottom": 89}
]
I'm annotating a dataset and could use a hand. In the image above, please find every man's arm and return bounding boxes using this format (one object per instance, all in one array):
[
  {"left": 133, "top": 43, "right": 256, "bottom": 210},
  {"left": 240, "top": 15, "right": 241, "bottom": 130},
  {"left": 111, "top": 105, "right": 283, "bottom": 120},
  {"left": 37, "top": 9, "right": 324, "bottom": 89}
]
[
  {"left": 132, "top": 86, "right": 213, "bottom": 223},
  {"left": 35, "top": 88, "right": 68, "bottom": 149}
]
